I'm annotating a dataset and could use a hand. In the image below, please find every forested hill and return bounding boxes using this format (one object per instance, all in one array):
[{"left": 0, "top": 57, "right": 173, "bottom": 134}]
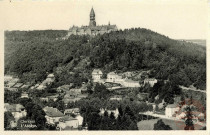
[{"left": 4, "top": 28, "right": 206, "bottom": 89}]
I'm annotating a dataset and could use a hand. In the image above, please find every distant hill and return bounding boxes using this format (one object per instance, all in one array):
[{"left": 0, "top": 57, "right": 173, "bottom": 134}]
[
  {"left": 4, "top": 28, "right": 206, "bottom": 89},
  {"left": 178, "top": 39, "right": 206, "bottom": 46}
]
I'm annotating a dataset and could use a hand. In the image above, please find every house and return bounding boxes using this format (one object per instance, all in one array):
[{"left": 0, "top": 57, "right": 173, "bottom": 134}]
[
  {"left": 57, "top": 85, "right": 71, "bottom": 93},
  {"left": 43, "top": 106, "right": 65, "bottom": 125},
  {"left": 144, "top": 78, "right": 157, "bottom": 87},
  {"left": 6, "top": 88, "right": 18, "bottom": 92},
  {"left": 106, "top": 72, "right": 124, "bottom": 84},
  {"left": 40, "top": 97, "right": 49, "bottom": 102},
  {"left": 122, "top": 79, "right": 141, "bottom": 87},
  {"left": 92, "top": 69, "right": 103, "bottom": 82},
  {"left": 47, "top": 94, "right": 59, "bottom": 101},
  {"left": 5, "top": 82, "right": 16, "bottom": 88},
  {"left": 64, "top": 108, "right": 80, "bottom": 116},
  {"left": 109, "top": 95, "right": 123, "bottom": 101},
  {"left": 4, "top": 75, "right": 13, "bottom": 82},
  {"left": 21, "top": 92, "right": 29, "bottom": 98},
  {"left": 45, "top": 74, "right": 55, "bottom": 84},
  {"left": 57, "top": 116, "right": 79, "bottom": 130},
  {"left": 9, "top": 78, "right": 19, "bottom": 83},
  {"left": 4, "top": 103, "right": 27, "bottom": 121},
  {"left": 165, "top": 104, "right": 179, "bottom": 118}
]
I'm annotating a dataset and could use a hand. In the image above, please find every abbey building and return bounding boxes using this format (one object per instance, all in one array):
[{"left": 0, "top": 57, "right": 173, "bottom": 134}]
[{"left": 67, "top": 8, "right": 117, "bottom": 36}]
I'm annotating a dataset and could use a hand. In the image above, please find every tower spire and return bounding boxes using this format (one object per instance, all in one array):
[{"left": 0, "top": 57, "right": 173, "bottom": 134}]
[{"left": 89, "top": 7, "right": 96, "bottom": 27}]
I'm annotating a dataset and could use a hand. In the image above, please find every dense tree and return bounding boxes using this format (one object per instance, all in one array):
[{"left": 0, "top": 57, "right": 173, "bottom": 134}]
[
  {"left": 4, "top": 112, "right": 14, "bottom": 130},
  {"left": 154, "top": 119, "right": 172, "bottom": 130},
  {"left": 5, "top": 28, "right": 206, "bottom": 89}
]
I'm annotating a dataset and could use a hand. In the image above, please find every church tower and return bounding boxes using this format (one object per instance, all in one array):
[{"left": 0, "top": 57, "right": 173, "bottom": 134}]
[{"left": 89, "top": 7, "right": 96, "bottom": 27}]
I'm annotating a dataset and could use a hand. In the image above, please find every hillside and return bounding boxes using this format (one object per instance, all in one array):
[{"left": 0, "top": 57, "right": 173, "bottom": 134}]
[
  {"left": 178, "top": 39, "right": 206, "bottom": 46},
  {"left": 4, "top": 28, "right": 206, "bottom": 89}
]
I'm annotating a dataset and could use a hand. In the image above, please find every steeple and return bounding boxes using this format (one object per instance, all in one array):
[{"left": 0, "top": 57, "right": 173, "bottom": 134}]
[
  {"left": 89, "top": 7, "right": 96, "bottom": 27},
  {"left": 90, "top": 7, "right": 95, "bottom": 17}
]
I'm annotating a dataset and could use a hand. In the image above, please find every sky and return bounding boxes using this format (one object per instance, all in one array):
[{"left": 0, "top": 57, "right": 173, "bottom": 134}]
[{"left": 0, "top": 0, "right": 208, "bottom": 39}]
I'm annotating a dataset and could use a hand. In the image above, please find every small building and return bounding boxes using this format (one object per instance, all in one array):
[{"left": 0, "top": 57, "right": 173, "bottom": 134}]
[
  {"left": 40, "top": 97, "right": 49, "bottom": 102},
  {"left": 92, "top": 69, "right": 103, "bottom": 82},
  {"left": 64, "top": 108, "right": 80, "bottom": 116},
  {"left": 9, "top": 78, "right": 19, "bottom": 83},
  {"left": 43, "top": 106, "right": 65, "bottom": 125},
  {"left": 21, "top": 92, "right": 29, "bottom": 98},
  {"left": 45, "top": 74, "right": 55, "bottom": 84},
  {"left": 4, "top": 75, "right": 13, "bottom": 83},
  {"left": 57, "top": 85, "right": 71, "bottom": 93},
  {"left": 6, "top": 88, "right": 18, "bottom": 92},
  {"left": 165, "top": 104, "right": 179, "bottom": 118},
  {"left": 47, "top": 94, "right": 59, "bottom": 101},
  {"left": 106, "top": 72, "right": 124, "bottom": 84},
  {"left": 144, "top": 78, "right": 157, "bottom": 87},
  {"left": 5, "top": 82, "right": 16, "bottom": 88},
  {"left": 4, "top": 103, "right": 27, "bottom": 121},
  {"left": 57, "top": 116, "right": 79, "bottom": 130},
  {"left": 109, "top": 95, "right": 123, "bottom": 101}
]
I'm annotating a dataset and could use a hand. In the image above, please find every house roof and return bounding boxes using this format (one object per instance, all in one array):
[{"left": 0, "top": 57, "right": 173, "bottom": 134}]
[
  {"left": 13, "top": 83, "right": 23, "bottom": 88},
  {"left": 107, "top": 72, "right": 116, "bottom": 76},
  {"left": 21, "top": 84, "right": 30, "bottom": 89},
  {"left": 144, "top": 78, "right": 157, "bottom": 81},
  {"left": 92, "top": 69, "right": 102, "bottom": 75},
  {"left": 47, "top": 74, "right": 54, "bottom": 78},
  {"left": 43, "top": 106, "right": 64, "bottom": 117},
  {"left": 57, "top": 85, "right": 71, "bottom": 91},
  {"left": 6, "top": 82, "right": 16, "bottom": 87}
]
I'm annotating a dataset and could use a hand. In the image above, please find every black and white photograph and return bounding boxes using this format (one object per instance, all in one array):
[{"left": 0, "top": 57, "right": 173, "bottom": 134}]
[{"left": 1, "top": 0, "right": 208, "bottom": 132}]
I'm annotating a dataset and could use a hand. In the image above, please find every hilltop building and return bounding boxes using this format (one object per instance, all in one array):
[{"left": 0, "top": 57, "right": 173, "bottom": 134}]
[{"left": 66, "top": 7, "right": 117, "bottom": 37}]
